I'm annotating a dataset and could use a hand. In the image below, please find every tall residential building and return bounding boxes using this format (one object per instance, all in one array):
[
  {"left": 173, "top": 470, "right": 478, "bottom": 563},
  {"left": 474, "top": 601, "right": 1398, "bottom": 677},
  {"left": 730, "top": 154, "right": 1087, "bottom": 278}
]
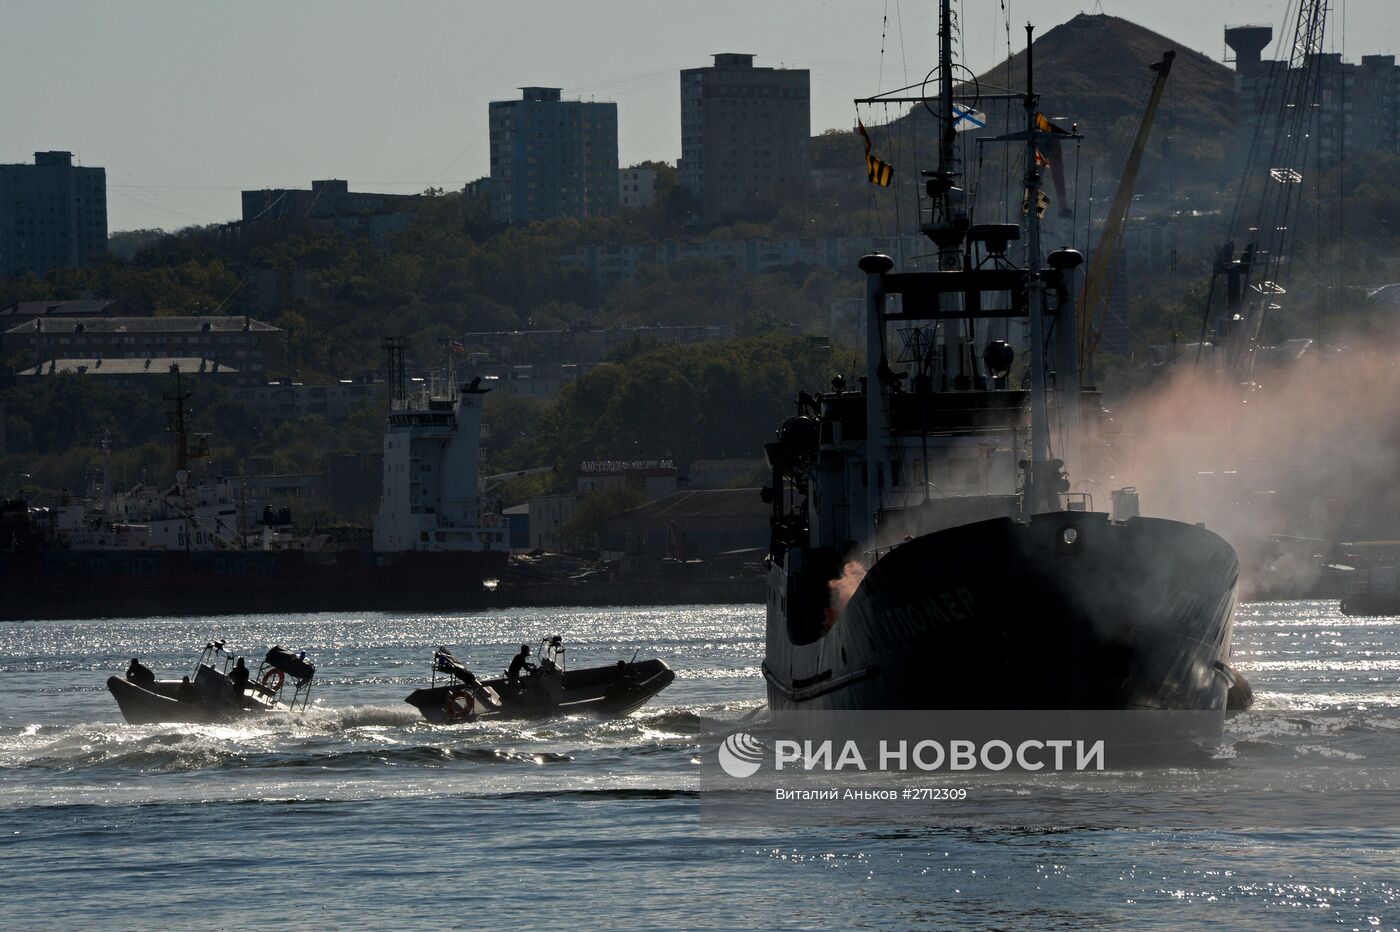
[
  {"left": 1227, "top": 26, "right": 1400, "bottom": 172},
  {"left": 0, "top": 151, "right": 107, "bottom": 279},
  {"left": 678, "top": 54, "right": 810, "bottom": 222},
  {"left": 489, "top": 87, "right": 619, "bottom": 224}
]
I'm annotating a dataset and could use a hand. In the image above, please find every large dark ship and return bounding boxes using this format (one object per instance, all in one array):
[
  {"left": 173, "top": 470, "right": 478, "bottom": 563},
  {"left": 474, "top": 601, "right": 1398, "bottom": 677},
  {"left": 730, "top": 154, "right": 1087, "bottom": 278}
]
[{"left": 762, "top": 6, "right": 1243, "bottom": 723}]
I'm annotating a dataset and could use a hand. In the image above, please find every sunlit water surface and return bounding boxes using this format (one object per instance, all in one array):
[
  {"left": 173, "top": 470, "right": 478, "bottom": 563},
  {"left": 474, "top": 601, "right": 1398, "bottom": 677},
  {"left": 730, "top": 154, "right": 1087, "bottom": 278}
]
[{"left": 2, "top": 601, "right": 1398, "bottom": 929}]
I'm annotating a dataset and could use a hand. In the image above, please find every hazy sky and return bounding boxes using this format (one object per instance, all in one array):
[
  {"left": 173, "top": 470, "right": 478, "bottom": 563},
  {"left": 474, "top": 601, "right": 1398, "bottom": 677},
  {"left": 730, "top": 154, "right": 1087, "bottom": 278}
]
[{"left": 2, "top": 0, "right": 1394, "bottom": 232}]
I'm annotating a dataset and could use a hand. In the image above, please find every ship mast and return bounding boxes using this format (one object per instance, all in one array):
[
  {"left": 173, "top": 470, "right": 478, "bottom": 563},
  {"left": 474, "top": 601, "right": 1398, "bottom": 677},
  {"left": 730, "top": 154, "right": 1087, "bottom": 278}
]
[
  {"left": 925, "top": 0, "right": 968, "bottom": 384},
  {"left": 1021, "top": 23, "right": 1057, "bottom": 515},
  {"left": 166, "top": 367, "right": 192, "bottom": 480},
  {"left": 933, "top": 0, "right": 958, "bottom": 266}
]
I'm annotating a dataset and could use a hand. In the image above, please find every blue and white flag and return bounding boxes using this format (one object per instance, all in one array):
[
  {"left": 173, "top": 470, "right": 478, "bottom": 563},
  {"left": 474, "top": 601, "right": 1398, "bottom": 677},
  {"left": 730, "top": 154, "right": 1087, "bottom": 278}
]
[{"left": 952, "top": 104, "right": 987, "bottom": 132}]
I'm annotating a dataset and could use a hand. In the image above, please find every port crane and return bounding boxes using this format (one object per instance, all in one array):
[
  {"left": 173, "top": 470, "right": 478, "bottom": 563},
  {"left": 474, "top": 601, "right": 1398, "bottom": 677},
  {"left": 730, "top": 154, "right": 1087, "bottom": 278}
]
[{"left": 1077, "top": 49, "right": 1177, "bottom": 386}]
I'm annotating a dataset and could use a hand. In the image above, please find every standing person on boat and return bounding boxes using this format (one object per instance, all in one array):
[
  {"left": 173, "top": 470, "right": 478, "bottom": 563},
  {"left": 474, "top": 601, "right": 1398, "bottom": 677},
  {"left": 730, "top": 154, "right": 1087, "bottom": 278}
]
[
  {"left": 507, "top": 644, "right": 534, "bottom": 684},
  {"left": 178, "top": 676, "right": 200, "bottom": 704},
  {"left": 126, "top": 658, "right": 155, "bottom": 686},
  {"left": 229, "top": 657, "right": 250, "bottom": 697}
]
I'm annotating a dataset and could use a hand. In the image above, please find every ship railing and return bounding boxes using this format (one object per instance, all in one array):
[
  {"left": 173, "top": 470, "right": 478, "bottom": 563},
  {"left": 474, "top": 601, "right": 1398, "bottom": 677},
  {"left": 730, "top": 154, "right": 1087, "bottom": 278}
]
[
  {"left": 257, "top": 647, "right": 315, "bottom": 710},
  {"left": 197, "top": 638, "right": 234, "bottom": 675},
  {"left": 1065, "top": 491, "right": 1095, "bottom": 513}
]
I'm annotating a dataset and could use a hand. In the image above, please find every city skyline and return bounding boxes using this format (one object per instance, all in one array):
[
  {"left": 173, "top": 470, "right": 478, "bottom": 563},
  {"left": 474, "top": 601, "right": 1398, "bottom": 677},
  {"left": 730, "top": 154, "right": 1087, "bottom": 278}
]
[{"left": 3, "top": 0, "right": 1394, "bottom": 233}]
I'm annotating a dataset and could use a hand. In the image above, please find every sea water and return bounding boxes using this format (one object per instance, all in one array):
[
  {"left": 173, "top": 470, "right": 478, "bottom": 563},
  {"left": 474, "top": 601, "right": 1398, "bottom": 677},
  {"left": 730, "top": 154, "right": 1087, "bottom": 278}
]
[{"left": 1, "top": 602, "right": 1397, "bottom": 929}]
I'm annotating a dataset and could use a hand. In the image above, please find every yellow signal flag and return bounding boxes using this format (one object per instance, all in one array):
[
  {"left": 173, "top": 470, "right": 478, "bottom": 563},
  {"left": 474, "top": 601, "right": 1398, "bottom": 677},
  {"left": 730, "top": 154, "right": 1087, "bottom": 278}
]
[
  {"left": 867, "top": 154, "right": 894, "bottom": 187},
  {"left": 856, "top": 119, "right": 894, "bottom": 187}
]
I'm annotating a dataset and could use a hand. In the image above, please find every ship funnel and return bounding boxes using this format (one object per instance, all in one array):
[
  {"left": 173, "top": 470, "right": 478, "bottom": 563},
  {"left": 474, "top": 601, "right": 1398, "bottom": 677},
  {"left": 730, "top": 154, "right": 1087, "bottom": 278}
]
[{"left": 1224, "top": 26, "right": 1272, "bottom": 74}]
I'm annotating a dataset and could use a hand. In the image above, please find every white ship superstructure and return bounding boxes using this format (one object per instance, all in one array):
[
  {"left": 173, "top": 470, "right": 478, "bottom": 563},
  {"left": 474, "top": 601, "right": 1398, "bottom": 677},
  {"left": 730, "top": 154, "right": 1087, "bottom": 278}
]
[{"left": 373, "top": 372, "right": 506, "bottom": 552}]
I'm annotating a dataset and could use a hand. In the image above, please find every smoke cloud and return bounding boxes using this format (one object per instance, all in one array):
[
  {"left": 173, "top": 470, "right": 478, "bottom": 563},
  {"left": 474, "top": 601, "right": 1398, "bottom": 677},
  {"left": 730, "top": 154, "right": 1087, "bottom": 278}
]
[{"left": 1096, "top": 336, "right": 1400, "bottom": 595}]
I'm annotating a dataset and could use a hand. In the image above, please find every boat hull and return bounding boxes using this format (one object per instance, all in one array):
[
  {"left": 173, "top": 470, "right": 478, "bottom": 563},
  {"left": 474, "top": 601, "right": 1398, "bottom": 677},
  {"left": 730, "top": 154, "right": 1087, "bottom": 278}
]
[
  {"left": 405, "top": 659, "right": 676, "bottom": 722},
  {"left": 106, "top": 676, "right": 275, "bottom": 725},
  {"left": 765, "top": 513, "right": 1239, "bottom": 718}
]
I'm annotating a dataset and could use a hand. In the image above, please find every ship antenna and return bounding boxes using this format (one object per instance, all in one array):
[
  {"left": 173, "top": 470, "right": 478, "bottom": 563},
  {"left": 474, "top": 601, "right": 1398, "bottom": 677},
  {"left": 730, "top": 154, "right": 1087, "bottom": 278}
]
[
  {"left": 925, "top": 0, "right": 966, "bottom": 272},
  {"left": 937, "top": 0, "right": 956, "bottom": 225},
  {"left": 165, "top": 366, "right": 192, "bottom": 476},
  {"left": 382, "top": 336, "right": 406, "bottom": 409}
]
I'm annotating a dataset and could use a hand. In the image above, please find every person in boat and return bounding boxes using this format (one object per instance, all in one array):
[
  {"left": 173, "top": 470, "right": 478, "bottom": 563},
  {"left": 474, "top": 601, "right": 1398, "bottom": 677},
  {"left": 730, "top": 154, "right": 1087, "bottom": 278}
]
[
  {"left": 229, "top": 657, "right": 250, "bottom": 697},
  {"left": 506, "top": 644, "right": 535, "bottom": 684},
  {"left": 126, "top": 658, "right": 155, "bottom": 686},
  {"left": 178, "top": 675, "right": 201, "bottom": 704}
]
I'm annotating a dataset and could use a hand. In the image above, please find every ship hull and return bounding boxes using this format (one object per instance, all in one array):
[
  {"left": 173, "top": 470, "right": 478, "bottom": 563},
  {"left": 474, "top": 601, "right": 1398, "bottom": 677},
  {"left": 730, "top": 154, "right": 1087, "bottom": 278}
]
[
  {"left": 0, "top": 549, "right": 508, "bottom": 620},
  {"left": 765, "top": 513, "right": 1239, "bottom": 717}
]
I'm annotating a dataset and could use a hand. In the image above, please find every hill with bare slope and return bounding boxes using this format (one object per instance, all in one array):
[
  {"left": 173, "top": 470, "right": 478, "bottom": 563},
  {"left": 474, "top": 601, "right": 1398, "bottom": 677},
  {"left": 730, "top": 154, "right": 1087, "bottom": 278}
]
[
  {"left": 833, "top": 13, "right": 1238, "bottom": 210},
  {"left": 979, "top": 12, "right": 1235, "bottom": 149}
]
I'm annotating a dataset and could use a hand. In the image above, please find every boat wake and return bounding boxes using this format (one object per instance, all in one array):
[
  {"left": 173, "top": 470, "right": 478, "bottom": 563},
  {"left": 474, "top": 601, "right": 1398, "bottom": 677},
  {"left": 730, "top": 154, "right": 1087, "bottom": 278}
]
[{"left": 0, "top": 701, "right": 761, "bottom": 780}]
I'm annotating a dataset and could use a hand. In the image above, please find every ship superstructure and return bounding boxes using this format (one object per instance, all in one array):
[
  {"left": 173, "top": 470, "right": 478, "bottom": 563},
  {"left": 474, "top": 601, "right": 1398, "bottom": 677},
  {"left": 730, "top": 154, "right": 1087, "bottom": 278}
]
[{"left": 373, "top": 350, "right": 507, "bottom": 553}]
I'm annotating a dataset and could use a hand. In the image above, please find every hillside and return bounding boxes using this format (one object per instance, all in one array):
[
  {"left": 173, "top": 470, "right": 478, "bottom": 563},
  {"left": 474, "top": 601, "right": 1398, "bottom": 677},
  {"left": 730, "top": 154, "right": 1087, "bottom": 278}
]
[
  {"left": 851, "top": 12, "right": 1238, "bottom": 211},
  {"left": 982, "top": 13, "right": 1234, "bottom": 148}
]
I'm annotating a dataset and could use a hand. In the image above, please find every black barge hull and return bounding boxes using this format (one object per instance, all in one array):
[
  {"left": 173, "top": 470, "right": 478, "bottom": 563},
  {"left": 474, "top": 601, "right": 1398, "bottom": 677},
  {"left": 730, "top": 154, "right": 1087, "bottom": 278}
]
[
  {"left": 1340, "top": 592, "right": 1400, "bottom": 617},
  {"left": 1, "top": 549, "right": 508, "bottom": 620}
]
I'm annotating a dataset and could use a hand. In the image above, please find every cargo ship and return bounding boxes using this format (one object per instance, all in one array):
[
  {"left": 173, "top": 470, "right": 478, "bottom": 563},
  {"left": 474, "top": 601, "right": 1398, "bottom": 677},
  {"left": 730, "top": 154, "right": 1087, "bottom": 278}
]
[{"left": 0, "top": 364, "right": 507, "bottom": 620}]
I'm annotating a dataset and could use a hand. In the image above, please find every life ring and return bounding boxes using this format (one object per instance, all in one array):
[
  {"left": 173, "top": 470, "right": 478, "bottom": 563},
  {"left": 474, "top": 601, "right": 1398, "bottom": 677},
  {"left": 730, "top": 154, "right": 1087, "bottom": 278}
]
[
  {"left": 261, "top": 668, "right": 285, "bottom": 692},
  {"left": 444, "top": 687, "right": 475, "bottom": 721}
]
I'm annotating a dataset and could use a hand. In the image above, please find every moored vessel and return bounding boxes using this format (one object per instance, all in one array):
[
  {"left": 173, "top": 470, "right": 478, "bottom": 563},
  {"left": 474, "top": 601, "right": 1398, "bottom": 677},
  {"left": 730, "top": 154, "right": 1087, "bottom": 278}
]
[
  {"left": 1, "top": 355, "right": 508, "bottom": 619},
  {"left": 1339, "top": 541, "right": 1400, "bottom": 617}
]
